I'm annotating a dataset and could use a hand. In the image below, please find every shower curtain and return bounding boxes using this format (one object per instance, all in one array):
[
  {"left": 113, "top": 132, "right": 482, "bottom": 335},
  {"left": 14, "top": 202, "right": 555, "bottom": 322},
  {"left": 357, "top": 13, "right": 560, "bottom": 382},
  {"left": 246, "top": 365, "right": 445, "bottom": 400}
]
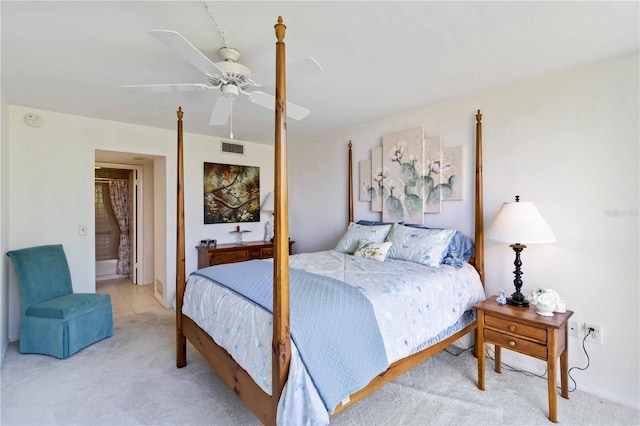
[{"left": 109, "top": 180, "right": 130, "bottom": 275}]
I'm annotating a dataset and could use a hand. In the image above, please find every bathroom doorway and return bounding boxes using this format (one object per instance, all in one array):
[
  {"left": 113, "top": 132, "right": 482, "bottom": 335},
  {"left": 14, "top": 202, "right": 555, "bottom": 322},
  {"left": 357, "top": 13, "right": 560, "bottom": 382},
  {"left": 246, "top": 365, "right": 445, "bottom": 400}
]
[{"left": 95, "top": 163, "right": 143, "bottom": 284}]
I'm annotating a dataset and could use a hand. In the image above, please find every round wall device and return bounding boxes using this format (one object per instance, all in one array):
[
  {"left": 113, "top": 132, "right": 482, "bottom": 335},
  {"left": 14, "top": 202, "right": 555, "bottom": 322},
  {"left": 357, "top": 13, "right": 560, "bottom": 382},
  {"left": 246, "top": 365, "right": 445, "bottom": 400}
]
[{"left": 24, "top": 113, "right": 43, "bottom": 128}]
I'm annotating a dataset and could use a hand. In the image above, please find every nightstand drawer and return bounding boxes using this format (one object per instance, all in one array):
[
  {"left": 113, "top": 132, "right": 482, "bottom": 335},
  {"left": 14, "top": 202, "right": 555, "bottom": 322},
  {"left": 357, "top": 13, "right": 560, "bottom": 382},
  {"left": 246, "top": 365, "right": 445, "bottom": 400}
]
[
  {"left": 485, "top": 314, "right": 547, "bottom": 342},
  {"left": 485, "top": 329, "right": 548, "bottom": 359},
  {"left": 210, "top": 250, "right": 248, "bottom": 264}
]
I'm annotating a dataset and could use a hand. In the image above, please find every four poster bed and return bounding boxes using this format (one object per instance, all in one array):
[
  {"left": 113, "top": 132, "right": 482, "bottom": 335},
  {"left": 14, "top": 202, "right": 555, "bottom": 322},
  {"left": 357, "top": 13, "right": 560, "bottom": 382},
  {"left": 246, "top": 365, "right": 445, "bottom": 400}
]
[{"left": 175, "top": 17, "right": 486, "bottom": 426}]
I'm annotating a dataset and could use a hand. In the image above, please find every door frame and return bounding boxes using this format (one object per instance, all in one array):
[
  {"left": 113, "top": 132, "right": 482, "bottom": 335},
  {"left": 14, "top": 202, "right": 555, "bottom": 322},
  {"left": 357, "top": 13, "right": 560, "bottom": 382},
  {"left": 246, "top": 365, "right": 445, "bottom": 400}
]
[{"left": 95, "top": 162, "right": 143, "bottom": 284}]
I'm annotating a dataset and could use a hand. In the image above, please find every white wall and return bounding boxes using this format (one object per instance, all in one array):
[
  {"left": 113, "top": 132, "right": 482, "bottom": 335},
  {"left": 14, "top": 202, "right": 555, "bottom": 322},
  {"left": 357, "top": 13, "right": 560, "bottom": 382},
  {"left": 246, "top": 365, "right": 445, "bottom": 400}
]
[
  {"left": 289, "top": 51, "right": 639, "bottom": 409},
  {"left": 1, "top": 92, "right": 10, "bottom": 363},
  {"left": 6, "top": 107, "right": 274, "bottom": 338}
]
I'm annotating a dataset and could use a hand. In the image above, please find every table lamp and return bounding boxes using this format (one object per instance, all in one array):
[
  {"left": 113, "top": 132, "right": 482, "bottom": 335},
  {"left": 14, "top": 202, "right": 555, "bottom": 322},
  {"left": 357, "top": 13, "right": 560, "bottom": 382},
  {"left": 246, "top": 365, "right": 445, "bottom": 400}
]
[
  {"left": 487, "top": 195, "right": 556, "bottom": 307},
  {"left": 262, "top": 192, "right": 275, "bottom": 241}
]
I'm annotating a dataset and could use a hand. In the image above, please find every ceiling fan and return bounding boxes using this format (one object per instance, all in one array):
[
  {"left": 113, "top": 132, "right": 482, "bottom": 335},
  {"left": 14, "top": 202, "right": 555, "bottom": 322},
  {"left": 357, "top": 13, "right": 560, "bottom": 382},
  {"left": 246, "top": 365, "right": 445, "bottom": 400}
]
[{"left": 121, "top": 30, "right": 323, "bottom": 128}]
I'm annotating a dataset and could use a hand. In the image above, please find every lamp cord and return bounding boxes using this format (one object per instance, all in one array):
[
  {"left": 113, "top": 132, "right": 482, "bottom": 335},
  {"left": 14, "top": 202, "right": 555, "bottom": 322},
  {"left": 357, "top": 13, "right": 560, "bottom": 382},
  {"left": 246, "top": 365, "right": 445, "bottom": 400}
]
[
  {"left": 566, "top": 329, "right": 592, "bottom": 392},
  {"left": 444, "top": 345, "right": 474, "bottom": 356},
  {"left": 482, "top": 329, "right": 593, "bottom": 392}
]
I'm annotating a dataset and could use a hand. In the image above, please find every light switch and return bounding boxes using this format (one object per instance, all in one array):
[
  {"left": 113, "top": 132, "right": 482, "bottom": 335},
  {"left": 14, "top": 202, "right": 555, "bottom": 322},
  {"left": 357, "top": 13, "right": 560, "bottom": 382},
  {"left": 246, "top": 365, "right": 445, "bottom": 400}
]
[{"left": 78, "top": 225, "right": 88, "bottom": 236}]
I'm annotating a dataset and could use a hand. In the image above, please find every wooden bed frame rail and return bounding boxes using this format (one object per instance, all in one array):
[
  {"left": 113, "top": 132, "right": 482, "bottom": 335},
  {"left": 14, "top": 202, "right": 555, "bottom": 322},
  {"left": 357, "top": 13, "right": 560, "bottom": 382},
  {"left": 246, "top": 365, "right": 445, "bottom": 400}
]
[{"left": 175, "top": 16, "right": 485, "bottom": 426}]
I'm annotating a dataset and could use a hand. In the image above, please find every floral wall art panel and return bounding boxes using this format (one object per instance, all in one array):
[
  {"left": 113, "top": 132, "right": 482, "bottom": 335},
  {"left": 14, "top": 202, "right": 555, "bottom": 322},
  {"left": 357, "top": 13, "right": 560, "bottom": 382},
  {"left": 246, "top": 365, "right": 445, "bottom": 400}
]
[
  {"left": 423, "top": 136, "right": 442, "bottom": 213},
  {"left": 203, "top": 162, "right": 260, "bottom": 224},
  {"left": 359, "top": 159, "right": 372, "bottom": 201},
  {"left": 371, "top": 146, "right": 384, "bottom": 212},
  {"left": 441, "top": 145, "right": 463, "bottom": 201},
  {"left": 382, "top": 127, "right": 425, "bottom": 224}
]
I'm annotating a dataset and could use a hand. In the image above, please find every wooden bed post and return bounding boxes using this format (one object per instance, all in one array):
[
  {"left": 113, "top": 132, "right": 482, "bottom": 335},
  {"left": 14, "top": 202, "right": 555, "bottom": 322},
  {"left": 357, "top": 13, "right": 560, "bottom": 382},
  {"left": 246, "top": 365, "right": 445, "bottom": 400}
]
[
  {"left": 474, "top": 110, "right": 485, "bottom": 285},
  {"left": 348, "top": 141, "right": 354, "bottom": 223},
  {"left": 272, "top": 16, "right": 291, "bottom": 421},
  {"left": 176, "top": 106, "right": 187, "bottom": 368}
]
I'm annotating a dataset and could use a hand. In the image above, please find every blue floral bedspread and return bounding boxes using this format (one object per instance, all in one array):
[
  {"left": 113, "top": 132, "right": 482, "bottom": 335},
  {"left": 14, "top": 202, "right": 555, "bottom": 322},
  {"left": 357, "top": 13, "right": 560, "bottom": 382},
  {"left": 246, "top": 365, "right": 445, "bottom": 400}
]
[
  {"left": 192, "top": 260, "right": 388, "bottom": 412},
  {"left": 182, "top": 250, "right": 485, "bottom": 425}
]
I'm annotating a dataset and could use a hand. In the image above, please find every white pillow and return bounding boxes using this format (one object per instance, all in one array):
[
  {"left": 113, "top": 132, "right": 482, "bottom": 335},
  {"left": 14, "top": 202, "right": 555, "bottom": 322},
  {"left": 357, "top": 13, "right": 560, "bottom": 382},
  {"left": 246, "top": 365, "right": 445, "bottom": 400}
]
[
  {"left": 386, "top": 223, "right": 456, "bottom": 266},
  {"left": 353, "top": 240, "right": 393, "bottom": 262},
  {"left": 334, "top": 222, "right": 392, "bottom": 254}
]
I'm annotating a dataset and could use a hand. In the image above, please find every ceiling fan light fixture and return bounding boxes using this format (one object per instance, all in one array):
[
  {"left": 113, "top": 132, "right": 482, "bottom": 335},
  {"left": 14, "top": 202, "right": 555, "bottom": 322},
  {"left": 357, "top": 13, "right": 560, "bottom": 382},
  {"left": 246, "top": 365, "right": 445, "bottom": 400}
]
[{"left": 222, "top": 84, "right": 239, "bottom": 98}]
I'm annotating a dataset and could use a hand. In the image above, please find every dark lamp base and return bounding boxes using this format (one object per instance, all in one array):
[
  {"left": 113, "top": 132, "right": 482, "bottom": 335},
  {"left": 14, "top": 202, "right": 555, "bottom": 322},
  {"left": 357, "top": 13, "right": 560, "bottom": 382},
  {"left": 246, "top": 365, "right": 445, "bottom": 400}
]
[
  {"left": 507, "top": 297, "right": 529, "bottom": 308},
  {"left": 507, "top": 242, "right": 529, "bottom": 308}
]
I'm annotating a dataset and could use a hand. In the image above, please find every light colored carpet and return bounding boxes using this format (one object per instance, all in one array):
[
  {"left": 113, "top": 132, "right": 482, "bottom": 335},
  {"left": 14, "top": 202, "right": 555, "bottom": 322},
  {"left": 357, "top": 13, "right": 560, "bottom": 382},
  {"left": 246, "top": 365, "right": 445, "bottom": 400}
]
[{"left": 1, "top": 310, "right": 638, "bottom": 426}]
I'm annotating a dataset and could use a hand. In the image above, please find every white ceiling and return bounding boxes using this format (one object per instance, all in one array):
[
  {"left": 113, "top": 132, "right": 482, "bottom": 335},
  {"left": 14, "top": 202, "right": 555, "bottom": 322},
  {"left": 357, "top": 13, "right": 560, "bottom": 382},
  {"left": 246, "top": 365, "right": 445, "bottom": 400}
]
[{"left": 2, "top": 1, "right": 638, "bottom": 145}]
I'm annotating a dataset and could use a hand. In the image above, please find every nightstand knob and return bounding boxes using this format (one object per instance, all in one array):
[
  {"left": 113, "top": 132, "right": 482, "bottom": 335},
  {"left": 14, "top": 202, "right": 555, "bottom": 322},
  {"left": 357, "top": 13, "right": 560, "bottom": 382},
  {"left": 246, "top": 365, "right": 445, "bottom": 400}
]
[
  {"left": 509, "top": 325, "right": 516, "bottom": 331},
  {"left": 508, "top": 340, "right": 516, "bottom": 347}
]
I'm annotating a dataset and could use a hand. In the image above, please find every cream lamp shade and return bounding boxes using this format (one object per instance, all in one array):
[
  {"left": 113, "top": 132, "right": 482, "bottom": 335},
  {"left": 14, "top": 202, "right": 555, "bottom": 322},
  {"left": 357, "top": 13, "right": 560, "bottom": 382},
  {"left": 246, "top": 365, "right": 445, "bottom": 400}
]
[
  {"left": 487, "top": 199, "right": 556, "bottom": 244},
  {"left": 262, "top": 192, "right": 275, "bottom": 212}
]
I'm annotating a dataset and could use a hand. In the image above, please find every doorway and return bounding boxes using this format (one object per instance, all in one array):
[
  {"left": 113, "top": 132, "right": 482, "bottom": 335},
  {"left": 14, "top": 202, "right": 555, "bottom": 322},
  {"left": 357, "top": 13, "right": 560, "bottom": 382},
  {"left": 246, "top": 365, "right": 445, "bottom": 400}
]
[{"left": 95, "top": 163, "right": 143, "bottom": 284}]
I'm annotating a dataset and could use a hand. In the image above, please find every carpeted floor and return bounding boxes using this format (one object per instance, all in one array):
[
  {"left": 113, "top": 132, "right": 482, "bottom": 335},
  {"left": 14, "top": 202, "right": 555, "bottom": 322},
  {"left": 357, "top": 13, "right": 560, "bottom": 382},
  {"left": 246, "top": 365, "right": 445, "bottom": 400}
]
[{"left": 2, "top": 310, "right": 638, "bottom": 425}]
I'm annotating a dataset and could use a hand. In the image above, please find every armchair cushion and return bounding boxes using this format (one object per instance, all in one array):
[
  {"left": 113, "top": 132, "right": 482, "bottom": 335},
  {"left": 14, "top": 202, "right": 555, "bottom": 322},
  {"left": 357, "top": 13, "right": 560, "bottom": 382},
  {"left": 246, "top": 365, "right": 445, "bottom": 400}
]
[{"left": 26, "top": 293, "right": 112, "bottom": 319}]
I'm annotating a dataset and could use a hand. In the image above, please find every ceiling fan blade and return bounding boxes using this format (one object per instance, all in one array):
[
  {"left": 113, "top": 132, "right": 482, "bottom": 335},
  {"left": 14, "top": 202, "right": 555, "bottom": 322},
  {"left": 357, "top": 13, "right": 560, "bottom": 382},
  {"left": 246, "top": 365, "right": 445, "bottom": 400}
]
[
  {"left": 119, "top": 83, "right": 210, "bottom": 93},
  {"left": 251, "top": 57, "right": 323, "bottom": 87},
  {"left": 250, "top": 91, "right": 310, "bottom": 121},
  {"left": 148, "top": 30, "right": 225, "bottom": 77},
  {"left": 209, "top": 98, "right": 233, "bottom": 126}
]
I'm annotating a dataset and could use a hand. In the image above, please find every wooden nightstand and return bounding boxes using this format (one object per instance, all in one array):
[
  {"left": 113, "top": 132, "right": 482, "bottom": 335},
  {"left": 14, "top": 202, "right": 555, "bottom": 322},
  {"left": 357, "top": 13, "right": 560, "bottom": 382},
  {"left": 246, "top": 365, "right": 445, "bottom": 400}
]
[
  {"left": 474, "top": 295, "right": 574, "bottom": 423},
  {"left": 196, "top": 240, "right": 295, "bottom": 269}
]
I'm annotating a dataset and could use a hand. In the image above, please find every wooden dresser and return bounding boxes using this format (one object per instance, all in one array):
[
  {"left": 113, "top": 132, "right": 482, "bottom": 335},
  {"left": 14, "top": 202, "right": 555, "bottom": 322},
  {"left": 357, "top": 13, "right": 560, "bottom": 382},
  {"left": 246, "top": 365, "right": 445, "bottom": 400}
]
[{"left": 196, "top": 240, "right": 295, "bottom": 269}]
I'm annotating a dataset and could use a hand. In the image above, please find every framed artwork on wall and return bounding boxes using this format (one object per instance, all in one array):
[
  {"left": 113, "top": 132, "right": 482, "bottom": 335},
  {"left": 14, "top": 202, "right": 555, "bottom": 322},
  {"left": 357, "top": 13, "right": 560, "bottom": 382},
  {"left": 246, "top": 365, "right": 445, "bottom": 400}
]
[
  {"left": 359, "top": 159, "right": 372, "bottom": 201},
  {"left": 422, "top": 136, "right": 442, "bottom": 213},
  {"left": 382, "top": 127, "right": 426, "bottom": 224},
  {"left": 441, "top": 146, "right": 463, "bottom": 201},
  {"left": 361, "top": 129, "right": 464, "bottom": 218},
  {"left": 203, "top": 162, "right": 260, "bottom": 224},
  {"left": 371, "top": 147, "right": 384, "bottom": 212}
]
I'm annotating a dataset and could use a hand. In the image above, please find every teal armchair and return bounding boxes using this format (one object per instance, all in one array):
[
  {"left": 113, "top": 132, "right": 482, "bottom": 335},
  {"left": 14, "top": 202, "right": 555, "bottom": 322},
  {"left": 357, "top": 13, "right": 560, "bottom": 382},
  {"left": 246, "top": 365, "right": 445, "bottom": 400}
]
[{"left": 6, "top": 244, "right": 113, "bottom": 359}]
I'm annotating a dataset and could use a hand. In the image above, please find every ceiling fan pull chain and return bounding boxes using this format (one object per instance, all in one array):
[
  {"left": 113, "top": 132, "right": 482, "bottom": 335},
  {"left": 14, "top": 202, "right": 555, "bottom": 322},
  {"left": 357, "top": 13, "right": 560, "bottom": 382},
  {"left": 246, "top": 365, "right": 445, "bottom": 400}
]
[
  {"left": 229, "top": 103, "right": 234, "bottom": 139},
  {"left": 200, "top": 0, "right": 229, "bottom": 49}
]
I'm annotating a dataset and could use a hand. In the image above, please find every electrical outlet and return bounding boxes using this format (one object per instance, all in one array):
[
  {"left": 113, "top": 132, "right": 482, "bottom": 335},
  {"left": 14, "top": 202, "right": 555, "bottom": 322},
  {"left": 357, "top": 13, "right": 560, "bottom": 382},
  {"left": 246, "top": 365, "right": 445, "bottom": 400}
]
[
  {"left": 568, "top": 321, "right": 579, "bottom": 338},
  {"left": 584, "top": 323, "right": 603, "bottom": 344}
]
